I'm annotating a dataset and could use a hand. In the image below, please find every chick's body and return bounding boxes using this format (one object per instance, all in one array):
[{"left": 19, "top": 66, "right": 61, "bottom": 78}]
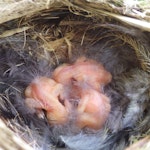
[
  {"left": 25, "top": 77, "right": 69, "bottom": 124},
  {"left": 53, "top": 57, "right": 112, "bottom": 90}
]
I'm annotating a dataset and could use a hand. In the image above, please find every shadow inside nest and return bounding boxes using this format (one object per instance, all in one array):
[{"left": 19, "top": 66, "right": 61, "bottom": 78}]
[{"left": 0, "top": 13, "right": 150, "bottom": 150}]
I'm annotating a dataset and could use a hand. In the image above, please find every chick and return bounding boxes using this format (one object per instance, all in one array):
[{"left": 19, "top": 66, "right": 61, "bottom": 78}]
[
  {"left": 25, "top": 77, "right": 70, "bottom": 124},
  {"left": 53, "top": 57, "right": 112, "bottom": 91},
  {"left": 76, "top": 88, "right": 111, "bottom": 129}
]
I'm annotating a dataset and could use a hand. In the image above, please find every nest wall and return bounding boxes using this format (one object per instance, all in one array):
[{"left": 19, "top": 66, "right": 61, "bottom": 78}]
[{"left": 0, "top": 1, "right": 150, "bottom": 150}]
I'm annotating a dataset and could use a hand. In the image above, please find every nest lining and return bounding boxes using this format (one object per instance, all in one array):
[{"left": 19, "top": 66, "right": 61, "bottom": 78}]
[{"left": 0, "top": 1, "right": 150, "bottom": 150}]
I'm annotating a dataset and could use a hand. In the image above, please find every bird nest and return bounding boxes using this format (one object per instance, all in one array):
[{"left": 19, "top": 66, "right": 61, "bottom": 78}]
[{"left": 0, "top": 0, "right": 150, "bottom": 150}]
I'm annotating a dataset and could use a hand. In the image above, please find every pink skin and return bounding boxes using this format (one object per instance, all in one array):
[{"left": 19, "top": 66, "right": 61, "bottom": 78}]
[
  {"left": 77, "top": 88, "right": 111, "bottom": 129},
  {"left": 25, "top": 77, "right": 70, "bottom": 124},
  {"left": 53, "top": 57, "right": 112, "bottom": 91},
  {"left": 24, "top": 57, "right": 112, "bottom": 130}
]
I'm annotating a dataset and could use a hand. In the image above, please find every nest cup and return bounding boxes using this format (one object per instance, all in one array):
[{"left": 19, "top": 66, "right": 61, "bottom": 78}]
[{"left": 0, "top": 1, "right": 150, "bottom": 150}]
